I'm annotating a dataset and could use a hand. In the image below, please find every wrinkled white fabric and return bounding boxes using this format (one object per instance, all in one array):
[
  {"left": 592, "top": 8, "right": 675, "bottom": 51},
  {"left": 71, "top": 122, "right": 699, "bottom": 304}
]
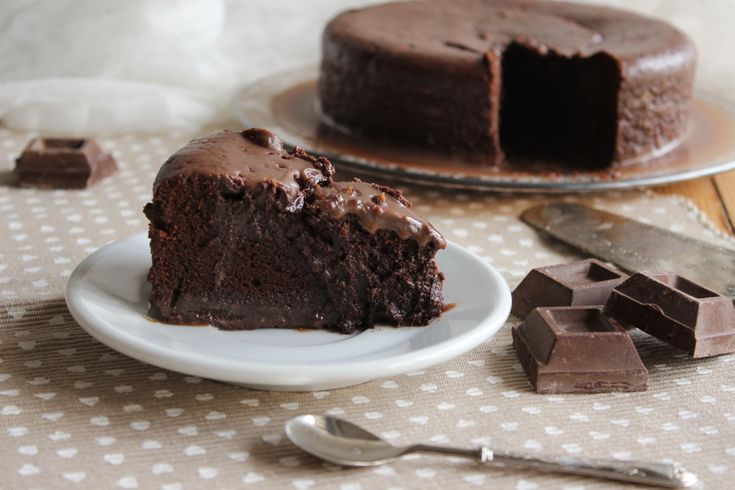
[
  {"left": 0, "top": 0, "right": 731, "bottom": 135},
  {"left": 0, "top": 78, "right": 217, "bottom": 133},
  {"left": 0, "top": 0, "right": 236, "bottom": 133}
]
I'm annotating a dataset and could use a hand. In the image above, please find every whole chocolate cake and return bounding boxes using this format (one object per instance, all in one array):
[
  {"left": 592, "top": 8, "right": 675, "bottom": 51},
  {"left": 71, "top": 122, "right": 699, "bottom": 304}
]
[
  {"left": 144, "top": 129, "right": 445, "bottom": 333},
  {"left": 319, "top": 0, "right": 696, "bottom": 167}
]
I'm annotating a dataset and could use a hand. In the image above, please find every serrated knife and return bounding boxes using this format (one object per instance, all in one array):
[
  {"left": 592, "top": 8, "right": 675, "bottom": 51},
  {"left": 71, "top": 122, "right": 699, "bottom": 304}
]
[{"left": 521, "top": 202, "right": 735, "bottom": 297}]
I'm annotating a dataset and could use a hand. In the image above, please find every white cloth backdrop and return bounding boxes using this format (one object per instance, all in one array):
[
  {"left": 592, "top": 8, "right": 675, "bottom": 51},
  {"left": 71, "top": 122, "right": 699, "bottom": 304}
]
[{"left": 0, "top": 0, "right": 732, "bottom": 135}]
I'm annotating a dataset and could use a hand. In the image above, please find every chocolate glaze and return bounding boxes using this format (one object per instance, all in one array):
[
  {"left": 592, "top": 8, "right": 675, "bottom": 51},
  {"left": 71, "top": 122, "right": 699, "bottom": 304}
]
[
  {"left": 320, "top": 0, "right": 696, "bottom": 166},
  {"left": 152, "top": 130, "right": 443, "bottom": 246},
  {"left": 312, "top": 180, "right": 445, "bottom": 249},
  {"left": 242, "top": 127, "right": 284, "bottom": 151},
  {"left": 153, "top": 130, "right": 333, "bottom": 205}
]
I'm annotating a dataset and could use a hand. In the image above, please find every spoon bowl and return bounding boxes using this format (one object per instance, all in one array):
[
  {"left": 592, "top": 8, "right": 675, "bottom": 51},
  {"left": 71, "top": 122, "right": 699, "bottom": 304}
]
[{"left": 285, "top": 414, "right": 407, "bottom": 466}]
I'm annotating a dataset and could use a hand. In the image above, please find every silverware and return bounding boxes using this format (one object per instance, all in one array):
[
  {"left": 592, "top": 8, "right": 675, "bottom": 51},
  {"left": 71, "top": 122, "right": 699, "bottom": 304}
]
[
  {"left": 285, "top": 415, "right": 698, "bottom": 487},
  {"left": 522, "top": 202, "right": 735, "bottom": 296}
]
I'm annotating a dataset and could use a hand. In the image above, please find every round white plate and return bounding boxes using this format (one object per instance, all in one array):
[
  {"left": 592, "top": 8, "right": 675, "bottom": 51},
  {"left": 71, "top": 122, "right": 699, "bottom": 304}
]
[{"left": 65, "top": 233, "right": 511, "bottom": 391}]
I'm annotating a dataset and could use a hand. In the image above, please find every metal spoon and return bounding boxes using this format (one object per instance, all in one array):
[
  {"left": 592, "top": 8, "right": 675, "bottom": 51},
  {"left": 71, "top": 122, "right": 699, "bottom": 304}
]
[{"left": 285, "top": 415, "right": 698, "bottom": 488}]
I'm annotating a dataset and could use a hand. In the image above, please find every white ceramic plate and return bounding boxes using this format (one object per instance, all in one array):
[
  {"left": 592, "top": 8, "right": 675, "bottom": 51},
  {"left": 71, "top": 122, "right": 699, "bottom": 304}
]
[{"left": 65, "top": 233, "right": 511, "bottom": 391}]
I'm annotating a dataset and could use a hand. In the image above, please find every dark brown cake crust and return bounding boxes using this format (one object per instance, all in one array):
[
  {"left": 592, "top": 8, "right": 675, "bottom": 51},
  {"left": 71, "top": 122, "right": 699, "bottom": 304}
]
[
  {"left": 319, "top": 0, "right": 696, "bottom": 167},
  {"left": 144, "top": 129, "right": 445, "bottom": 333}
]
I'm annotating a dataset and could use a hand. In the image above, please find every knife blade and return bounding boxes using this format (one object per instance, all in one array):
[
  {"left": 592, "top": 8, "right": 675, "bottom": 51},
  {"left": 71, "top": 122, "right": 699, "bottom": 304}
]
[{"left": 521, "top": 202, "right": 735, "bottom": 297}]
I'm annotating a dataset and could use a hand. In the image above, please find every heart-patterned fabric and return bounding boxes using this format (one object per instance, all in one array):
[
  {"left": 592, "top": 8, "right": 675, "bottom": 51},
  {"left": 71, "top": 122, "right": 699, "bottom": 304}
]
[{"left": 1, "top": 127, "right": 734, "bottom": 489}]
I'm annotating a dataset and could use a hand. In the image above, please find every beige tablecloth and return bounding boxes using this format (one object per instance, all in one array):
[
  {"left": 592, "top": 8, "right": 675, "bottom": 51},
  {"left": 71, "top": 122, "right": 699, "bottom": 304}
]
[{"left": 1, "top": 127, "right": 734, "bottom": 489}]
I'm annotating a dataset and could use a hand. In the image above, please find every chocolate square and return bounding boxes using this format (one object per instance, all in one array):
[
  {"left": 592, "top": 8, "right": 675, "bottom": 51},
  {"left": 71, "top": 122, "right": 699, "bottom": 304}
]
[
  {"left": 511, "top": 259, "right": 627, "bottom": 319},
  {"left": 605, "top": 272, "right": 735, "bottom": 358},
  {"left": 512, "top": 306, "right": 648, "bottom": 393},
  {"left": 14, "top": 138, "right": 118, "bottom": 189}
]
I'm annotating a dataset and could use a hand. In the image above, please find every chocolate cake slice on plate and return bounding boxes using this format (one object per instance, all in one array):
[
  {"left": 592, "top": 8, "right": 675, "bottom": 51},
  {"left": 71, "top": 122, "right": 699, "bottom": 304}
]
[{"left": 143, "top": 129, "right": 445, "bottom": 333}]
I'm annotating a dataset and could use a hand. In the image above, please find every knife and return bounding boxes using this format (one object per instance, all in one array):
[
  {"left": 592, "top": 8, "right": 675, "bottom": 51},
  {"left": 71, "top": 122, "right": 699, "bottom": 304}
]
[{"left": 521, "top": 202, "right": 735, "bottom": 297}]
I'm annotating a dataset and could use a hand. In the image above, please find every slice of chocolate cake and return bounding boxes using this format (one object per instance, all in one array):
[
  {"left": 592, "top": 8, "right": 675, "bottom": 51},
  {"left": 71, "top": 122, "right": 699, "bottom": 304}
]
[{"left": 143, "top": 129, "right": 446, "bottom": 333}]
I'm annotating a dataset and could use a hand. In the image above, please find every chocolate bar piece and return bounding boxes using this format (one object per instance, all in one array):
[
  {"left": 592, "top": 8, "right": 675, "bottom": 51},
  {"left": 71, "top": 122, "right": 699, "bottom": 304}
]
[
  {"left": 605, "top": 272, "right": 735, "bottom": 358},
  {"left": 512, "top": 306, "right": 648, "bottom": 393},
  {"left": 15, "top": 138, "right": 118, "bottom": 189},
  {"left": 511, "top": 259, "right": 627, "bottom": 319}
]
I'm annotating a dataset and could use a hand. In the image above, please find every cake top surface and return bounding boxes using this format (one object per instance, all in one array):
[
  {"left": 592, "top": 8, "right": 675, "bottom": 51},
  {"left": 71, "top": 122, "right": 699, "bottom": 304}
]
[
  {"left": 153, "top": 129, "right": 334, "bottom": 200},
  {"left": 326, "top": 0, "right": 694, "bottom": 69},
  {"left": 151, "top": 129, "right": 444, "bottom": 249},
  {"left": 312, "top": 180, "right": 446, "bottom": 249}
]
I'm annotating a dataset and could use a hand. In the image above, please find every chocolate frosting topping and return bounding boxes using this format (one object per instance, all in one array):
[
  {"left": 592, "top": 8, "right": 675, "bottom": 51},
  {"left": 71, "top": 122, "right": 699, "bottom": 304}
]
[
  {"left": 241, "top": 128, "right": 284, "bottom": 151},
  {"left": 153, "top": 130, "right": 333, "bottom": 202},
  {"left": 328, "top": 0, "right": 694, "bottom": 68},
  {"left": 312, "top": 180, "right": 446, "bottom": 249},
  {"left": 151, "top": 130, "right": 444, "bottom": 248}
]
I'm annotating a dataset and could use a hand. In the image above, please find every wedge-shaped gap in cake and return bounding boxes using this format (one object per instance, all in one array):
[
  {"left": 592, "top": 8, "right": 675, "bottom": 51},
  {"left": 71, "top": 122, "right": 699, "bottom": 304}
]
[{"left": 499, "top": 43, "right": 621, "bottom": 168}]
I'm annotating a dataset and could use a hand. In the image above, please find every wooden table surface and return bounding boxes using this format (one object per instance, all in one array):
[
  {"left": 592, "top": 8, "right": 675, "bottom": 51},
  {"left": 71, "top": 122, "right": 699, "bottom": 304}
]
[{"left": 657, "top": 169, "right": 735, "bottom": 236}]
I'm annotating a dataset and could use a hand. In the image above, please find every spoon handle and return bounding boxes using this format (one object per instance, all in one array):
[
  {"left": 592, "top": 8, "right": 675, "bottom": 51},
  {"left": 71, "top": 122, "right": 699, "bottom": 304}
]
[{"left": 481, "top": 449, "right": 697, "bottom": 488}]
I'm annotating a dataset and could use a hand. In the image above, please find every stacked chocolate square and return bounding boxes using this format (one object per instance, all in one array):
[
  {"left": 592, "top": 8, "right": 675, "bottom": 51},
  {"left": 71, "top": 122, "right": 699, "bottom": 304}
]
[{"left": 511, "top": 259, "right": 735, "bottom": 394}]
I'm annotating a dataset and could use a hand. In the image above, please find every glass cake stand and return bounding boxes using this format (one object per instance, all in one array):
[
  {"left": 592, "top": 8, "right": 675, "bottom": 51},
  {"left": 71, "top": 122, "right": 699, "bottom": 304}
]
[{"left": 234, "top": 65, "right": 735, "bottom": 193}]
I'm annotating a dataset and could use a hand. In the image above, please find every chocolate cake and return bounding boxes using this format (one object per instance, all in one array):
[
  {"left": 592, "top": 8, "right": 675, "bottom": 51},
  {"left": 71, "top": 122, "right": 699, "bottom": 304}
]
[
  {"left": 144, "top": 129, "right": 445, "bottom": 333},
  {"left": 319, "top": 0, "right": 696, "bottom": 167}
]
